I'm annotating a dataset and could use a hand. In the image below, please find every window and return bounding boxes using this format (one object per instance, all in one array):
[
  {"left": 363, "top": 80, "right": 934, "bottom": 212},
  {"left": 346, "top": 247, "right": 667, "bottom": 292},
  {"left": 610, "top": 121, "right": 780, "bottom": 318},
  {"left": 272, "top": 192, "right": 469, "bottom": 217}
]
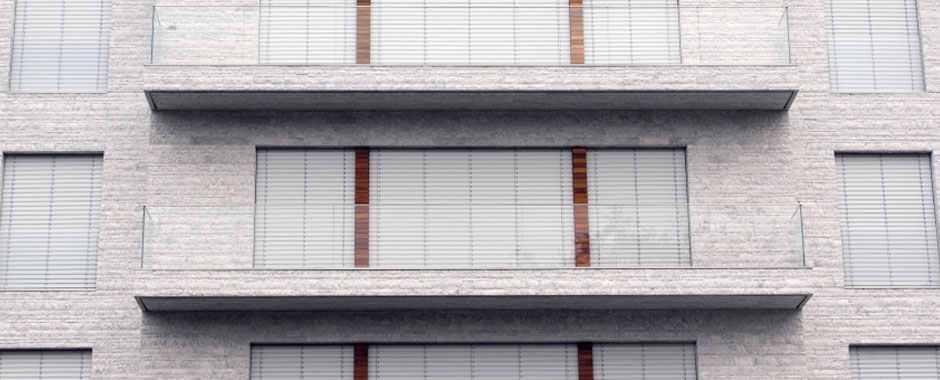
[
  {"left": 594, "top": 343, "right": 697, "bottom": 380},
  {"left": 254, "top": 149, "right": 355, "bottom": 268},
  {"left": 587, "top": 149, "right": 690, "bottom": 267},
  {"left": 0, "top": 350, "right": 92, "bottom": 379},
  {"left": 10, "top": 0, "right": 112, "bottom": 93},
  {"left": 370, "top": 0, "right": 571, "bottom": 65},
  {"left": 836, "top": 153, "right": 940, "bottom": 287},
  {"left": 824, "top": 0, "right": 924, "bottom": 92},
  {"left": 851, "top": 346, "right": 940, "bottom": 379},
  {"left": 369, "top": 344, "right": 578, "bottom": 380},
  {"left": 251, "top": 343, "right": 696, "bottom": 380},
  {"left": 259, "top": 0, "right": 356, "bottom": 64},
  {"left": 0, "top": 155, "right": 102, "bottom": 290},
  {"left": 583, "top": 0, "right": 680, "bottom": 64},
  {"left": 250, "top": 345, "right": 354, "bottom": 379},
  {"left": 370, "top": 149, "right": 574, "bottom": 268}
]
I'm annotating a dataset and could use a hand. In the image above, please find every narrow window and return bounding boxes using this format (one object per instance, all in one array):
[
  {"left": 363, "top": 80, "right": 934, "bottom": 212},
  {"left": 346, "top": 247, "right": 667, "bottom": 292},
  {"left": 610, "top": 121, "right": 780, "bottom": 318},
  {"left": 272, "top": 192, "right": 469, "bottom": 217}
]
[
  {"left": 836, "top": 153, "right": 940, "bottom": 286},
  {"left": 11, "top": 0, "right": 112, "bottom": 92},
  {"left": 0, "top": 155, "right": 102, "bottom": 290},
  {"left": 0, "top": 350, "right": 92, "bottom": 379},
  {"left": 824, "top": 0, "right": 924, "bottom": 92}
]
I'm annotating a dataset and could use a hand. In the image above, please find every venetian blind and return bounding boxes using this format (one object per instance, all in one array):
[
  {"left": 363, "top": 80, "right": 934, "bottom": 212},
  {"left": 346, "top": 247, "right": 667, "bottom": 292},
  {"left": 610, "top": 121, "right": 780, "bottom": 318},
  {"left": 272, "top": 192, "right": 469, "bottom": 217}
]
[
  {"left": 594, "top": 343, "right": 697, "bottom": 380},
  {"left": 369, "top": 344, "right": 578, "bottom": 380},
  {"left": 254, "top": 149, "right": 355, "bottom": 268},
  {"left": 10, "top": 0, "right": 111, "bottom": 92},
  {"left": 587, "top": 149, "right": 690, "bottom": 267},
  {"left": 369, "top": 149, "right": 574, "bottom": 268},
  {"left": 824, "top": 0, "right": 925, "bottom": 92},
  {"left": 250, "top": 345, "right": 354, "bottom": 380},
  {"left": 583, "top": 0, "right": 680, "bottom": 64},
  {"left": 370, "top": 0, "right": 570, "bottom": 64},
  {"left": 836, "top": 153, "right": 940, "bottom": 287},
  {"left": 259, "top": 0, "right": 356, "bottom": 64},
  {"left": 0, "top": 350, "right": 92, "bottom": 379},
  {"left": 0, "top": 155, "right": 102, "bottom": 290},
  {"left": 851, "top": 346, "right": 940, "bottom": 380}
]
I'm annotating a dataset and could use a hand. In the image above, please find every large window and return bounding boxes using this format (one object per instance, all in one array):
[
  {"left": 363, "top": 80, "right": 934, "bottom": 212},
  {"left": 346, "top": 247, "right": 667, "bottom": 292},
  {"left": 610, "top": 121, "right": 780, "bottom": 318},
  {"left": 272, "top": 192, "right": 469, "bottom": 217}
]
[
  {"left": 370, "top": 0, "right": 571, "bottom": 65},
  {"left": 583, "top": 0, "right": 680, "bottom": 64},
  {"left": 369, "top": 149, "right": 574, "bottom": 268},
  {"left": 250, "top": 343, "right": 697, "bottom": 380},
  {"left": 253, "top": 148, "right": 690, "bottom": 269},
  {"left": 254, "top": 149, "right": 355, "bottom": 268},
  {"left": 824, "top": 0, "right": 924, "bottom": 92},
  {"left": 259, "top": 0, "right": 356, "bottom": 64},
  {"left": 0, "top": 350, "right": 92, "bottom": 379},
  {"left": 588, "top": 149, "right": 690, "bottom": 267},
  {"left": 0, "top": 155, "right": 103, "bottom": 290},
  {"left": 851, "top": 346, "right": 940, "bottom": 380},
  {"left": 836, "top": 153, "right": 940, "bottom": 287},
  {"left": 10, "top": 0, "right": 112, "bottom": 93}
]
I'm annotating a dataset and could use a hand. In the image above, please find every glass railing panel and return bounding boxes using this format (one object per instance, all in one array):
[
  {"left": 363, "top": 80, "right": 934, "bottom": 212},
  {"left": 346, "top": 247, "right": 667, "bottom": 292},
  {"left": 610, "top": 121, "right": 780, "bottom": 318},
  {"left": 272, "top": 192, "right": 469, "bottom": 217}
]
[
  {"left": 141, "top": 203, "right": 805, "bottom": 269},
  {"left": 150, "top": 6, "right": 791, "bottom": 66}
]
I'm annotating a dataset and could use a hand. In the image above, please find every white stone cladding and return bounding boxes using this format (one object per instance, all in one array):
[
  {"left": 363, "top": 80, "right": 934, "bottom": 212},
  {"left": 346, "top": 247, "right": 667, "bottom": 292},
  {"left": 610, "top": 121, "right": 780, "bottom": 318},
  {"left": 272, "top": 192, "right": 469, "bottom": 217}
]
[{"left": 0, "top": 0, "right": 939, "bottom": 377}]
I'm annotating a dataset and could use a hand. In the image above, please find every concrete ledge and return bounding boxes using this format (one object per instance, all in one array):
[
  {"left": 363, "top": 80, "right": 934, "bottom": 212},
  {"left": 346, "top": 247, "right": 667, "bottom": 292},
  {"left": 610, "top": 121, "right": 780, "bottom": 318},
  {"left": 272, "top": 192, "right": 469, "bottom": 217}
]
[
  {"left": 135, "top": 267, "right": 813, "bottom": 311},
  {"left": 142, "top": 65, "right": 800, "bottom": 111}
]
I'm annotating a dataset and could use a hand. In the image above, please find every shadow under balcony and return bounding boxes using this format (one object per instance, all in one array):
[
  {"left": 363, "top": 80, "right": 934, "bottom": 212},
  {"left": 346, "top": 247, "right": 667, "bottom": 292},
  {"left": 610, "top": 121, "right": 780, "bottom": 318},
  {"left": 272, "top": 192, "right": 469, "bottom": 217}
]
[
  {"left": 143, "top": 6, "right": 798, "bottom": 111},
  {"left": 135, "top": 203, "right": 812, "bottom": 312}
]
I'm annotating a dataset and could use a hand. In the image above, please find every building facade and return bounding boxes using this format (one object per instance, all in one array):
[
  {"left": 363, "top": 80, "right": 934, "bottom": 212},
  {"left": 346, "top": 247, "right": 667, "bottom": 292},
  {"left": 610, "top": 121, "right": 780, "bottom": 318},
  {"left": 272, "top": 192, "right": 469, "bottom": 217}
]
[{"left": 0, "top": 0, "right": 938, "bottom": 378}]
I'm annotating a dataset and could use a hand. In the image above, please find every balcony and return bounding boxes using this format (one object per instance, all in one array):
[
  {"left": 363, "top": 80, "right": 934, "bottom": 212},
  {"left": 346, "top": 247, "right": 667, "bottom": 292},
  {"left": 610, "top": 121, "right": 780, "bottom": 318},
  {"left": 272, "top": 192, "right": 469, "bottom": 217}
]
[
  {"left": 143, "top": 6, "right": 798, "bottom": 111},
  {"left": 135, "top": 203, "right": 812, "bottom": 312}
]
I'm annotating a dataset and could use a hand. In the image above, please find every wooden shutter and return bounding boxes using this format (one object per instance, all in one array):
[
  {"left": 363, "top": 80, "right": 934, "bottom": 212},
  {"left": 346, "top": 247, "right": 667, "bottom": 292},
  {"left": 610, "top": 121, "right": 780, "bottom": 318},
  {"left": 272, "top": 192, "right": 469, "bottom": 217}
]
[
  {"left": 369, "top": 149, "right": 573, "bottom": 268},
  {"left": 0, "top": 350, "right": 92, "bottom": 379},
  {"left": 824, "top": 0, "right": 924, "bottom": 92},
  {"left": 837, "top": 154, "right": 940, "bottom": 287},
  {"left": 259, "top": 0, "right": 356, "bottom": 64},
  {"left": 254, "top": 149, "right": 355, "bottom": 268},
  {"left": 369, "top": 344, "right": 578, "bottom": 380},
  {"left": 10, "top": 0, "right": 111, "bottom": 92},
  {"left": 851, "top": 346, "right": 940, "bottom": 380},
  {"left": 370, "top": 0, "right": 570, "bottom": 65},
  {"left": 587, "top": 149, "right": 690, "bottom": 267},
  {"left": 583, "top": 0, "right": 680, "bottom": 64},
  {"left": 0, "top": 155, "right": 102, "bottom": 290},
  {"left": 250, "top": 345, "right": 354, "bottom": 379},
  {"left": 594, "top": 343, "right": 696, "bottom": 380}
]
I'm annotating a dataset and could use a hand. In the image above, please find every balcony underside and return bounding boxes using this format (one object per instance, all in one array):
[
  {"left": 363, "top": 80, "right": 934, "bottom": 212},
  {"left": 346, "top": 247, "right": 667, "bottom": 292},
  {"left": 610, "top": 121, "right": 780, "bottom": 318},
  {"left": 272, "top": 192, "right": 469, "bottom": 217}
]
[
  {"left": 142, "top": 65, "right": 799, "bottom": 111},
  {"left": 135, "top": 268, "right": 812, "bottom": 312},
  {"left": 136, "top": 294, "right": 810, "bottom": 312},
  {"left": 145, "top": 90, "right": 798, "bottom": 111}
]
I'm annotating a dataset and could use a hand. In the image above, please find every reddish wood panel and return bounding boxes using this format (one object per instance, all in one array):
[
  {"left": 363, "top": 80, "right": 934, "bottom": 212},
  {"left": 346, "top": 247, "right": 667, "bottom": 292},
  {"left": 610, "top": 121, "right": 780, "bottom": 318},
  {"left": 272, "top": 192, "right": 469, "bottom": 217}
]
[
  {"left": 354, "top": 344, "right": 369, "bottom": 380},
  {"left": 355, "top": 148, "right": 370, "bottom": 267},
  {"left": 578, "top": 343, "right": 593, "bottom": 380},
  {"left": 356, "top": 1, "right": 371, "bottom": 64},
  {"left": 569, "top": 0, "right": 585, "bottom": 64},
  {"left": 572, "top": 148, "right": 590, "bottom": 267}
]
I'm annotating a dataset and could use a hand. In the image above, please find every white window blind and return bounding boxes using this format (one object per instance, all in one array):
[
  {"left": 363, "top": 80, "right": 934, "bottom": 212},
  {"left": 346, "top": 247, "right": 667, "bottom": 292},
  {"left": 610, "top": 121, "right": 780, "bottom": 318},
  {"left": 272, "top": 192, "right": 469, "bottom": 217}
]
[
  {"left": 369, "top": 344, "right": 578, "bottom": 380},
  {"left": 836, "top": 154, "right": 940, "bottom": 287},
  {"left": 583, "top": 0, "right": 680, "bottom": 64},
  {"left": 851, "top": 346, "right": 940, "bottom": 380},
  {"left": 10, "top": 0, "right": 111, "bottom": 93},
  {"left": 250, "top": 345, "right": 354, "bottom": 380},
  {"left": 371, "top": 0, "right": 570, "bottom": 65},
  {"left": 587, "top": 149, "right": 690, "bottom": 267},
  {"left": 0, "top": 350, "right": 92, "bottom": 379},
  {"left": 594, "top": 343, "right": 696, "bottom": 380},
  {"left": 0, "top": 155, "right": 102, "bottom": 290},
  {"left": 260, "top": 0, "right": 356, "bottom": 64},
  {"left": 824, "top": 0, "right": 924, "bottom": 92},
  {"left": 254, "top": 149, "right": 355, "bottom": 268},
  {"left": 370, "top": 149, "right": 573, "bottom": 268}
]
